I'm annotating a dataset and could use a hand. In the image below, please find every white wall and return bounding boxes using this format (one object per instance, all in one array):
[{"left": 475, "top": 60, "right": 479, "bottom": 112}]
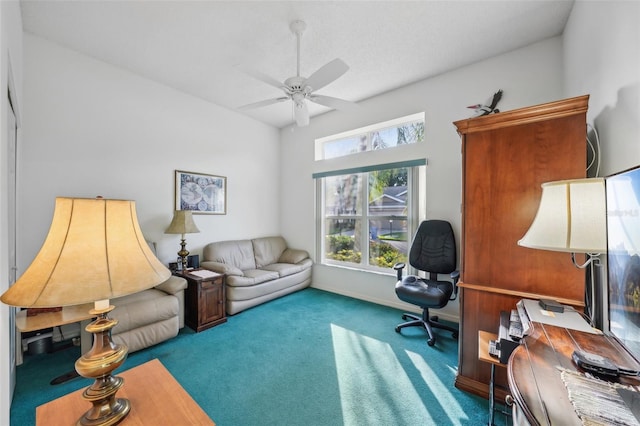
[
  {"left": 0, "top": 1, "right": 22, "bottom": 423},
  {"left": 564, "top": 0, "right": 640, "bottom": 177},
  {"left": 563, "top": 0, "right": 640, "bottom": 329},
  {"left": 19, "top": 34, "right": 281, "bottom": 274},
  {"left": 280, "top": 37, "right": 564, "bottom": 321}
]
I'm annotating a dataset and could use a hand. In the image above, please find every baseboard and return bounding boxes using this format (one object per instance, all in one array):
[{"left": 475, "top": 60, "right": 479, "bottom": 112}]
[
  {"left": 454, "top": 374, "right": 487, "bottom": 399},
  {"left": 310, "top": 284, "right": 460, "bottom": 324}
]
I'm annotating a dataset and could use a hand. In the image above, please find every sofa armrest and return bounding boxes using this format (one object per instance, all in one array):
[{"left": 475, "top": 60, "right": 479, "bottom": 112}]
[
  {"left": 154, "top": 275, "right": 187, "bottom": 295},
  {"left": 201, "top": 261, "right": 243, "bottom": 276},
  {"left": 278, "top": 248, "right": 310, "bottom": 264}
]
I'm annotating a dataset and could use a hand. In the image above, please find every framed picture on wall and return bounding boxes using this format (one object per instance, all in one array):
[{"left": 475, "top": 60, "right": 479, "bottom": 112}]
[{"left": 175, "top": 170, "right": 226, "bottom": 214}]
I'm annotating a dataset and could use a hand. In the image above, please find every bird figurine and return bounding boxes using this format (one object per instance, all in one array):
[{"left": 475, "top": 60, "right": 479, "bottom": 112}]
[{"left": 468, "top": 89, "right": 503, "bottom": 117}]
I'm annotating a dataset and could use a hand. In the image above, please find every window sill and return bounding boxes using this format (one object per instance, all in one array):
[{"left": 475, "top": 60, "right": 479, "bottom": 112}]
[{"left": 319, "top": 261, "right": 396, "bottom": 277}]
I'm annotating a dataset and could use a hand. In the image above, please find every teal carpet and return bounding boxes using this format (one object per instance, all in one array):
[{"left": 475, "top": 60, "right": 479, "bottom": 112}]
[{"left": 11, "top": 288, "right": 502, "bottom": 425}]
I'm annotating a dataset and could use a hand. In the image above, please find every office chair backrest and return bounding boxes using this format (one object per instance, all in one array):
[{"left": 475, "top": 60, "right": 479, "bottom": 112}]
[{"left": 409, "top": 220, "right": 456, "bottom": 275}]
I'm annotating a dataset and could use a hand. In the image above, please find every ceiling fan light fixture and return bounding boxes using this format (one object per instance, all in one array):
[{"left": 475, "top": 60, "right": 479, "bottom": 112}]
[
  {"left": 294, "top": 101, "right": 309, "bottom": 127},
  {"left": 292, "top": 92, "right": 305, "bottom": 104}
]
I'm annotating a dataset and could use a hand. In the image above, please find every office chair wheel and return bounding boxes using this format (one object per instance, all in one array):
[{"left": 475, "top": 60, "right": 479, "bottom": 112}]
[
  {"left": 430, "top": 315, "right": 439, "bottom": 322},
  {"left": 427, "top": 338, "right": 436, "bottom": 346},
  {"left": 395, "top": 326, "right": 401, "bottom": 333}
]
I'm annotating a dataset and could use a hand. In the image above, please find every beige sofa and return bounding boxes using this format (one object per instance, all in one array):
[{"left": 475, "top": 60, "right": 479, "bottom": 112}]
[
  {"left": 110, "top": 274, "right": 187, "bottom": 352},
  {"left": 201, "top": 236, "right": 312, "bottom": 314}
]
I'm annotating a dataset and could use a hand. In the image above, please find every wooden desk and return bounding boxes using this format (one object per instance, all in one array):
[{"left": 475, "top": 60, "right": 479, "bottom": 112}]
[
  {"left": 36, "top": 359, "right": 215, "bottom": 425},
  {"left": 15, "top": 304, "right": 95, "bottom": 332},
  {"left": 15, "top": 304, "right": 95, "bottom": 365},
  {"left": 507, "top": 321, "right": 640, "bottom": 425}
]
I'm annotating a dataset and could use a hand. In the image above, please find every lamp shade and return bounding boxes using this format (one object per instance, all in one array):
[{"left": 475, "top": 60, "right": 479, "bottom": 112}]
[
  {"left": 518, "top": 178, "right": 606, "bottom": 253},
  {"left": 0, "top": 197, "right": 171, "bottom": 308},
  {"left": 164, "top": 210, "right": 200, "bottom": 235}
]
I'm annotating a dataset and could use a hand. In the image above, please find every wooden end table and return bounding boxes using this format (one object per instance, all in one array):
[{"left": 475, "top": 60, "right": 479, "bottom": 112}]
[
  {"left": 175, "top": 269, "right": 226, "bottom": 332},
  {"left": 478, "top": 330, "right": 511, "bottom": 426},
  {"left": 36, "top": 358, "right": 215, "bottom": 425}
]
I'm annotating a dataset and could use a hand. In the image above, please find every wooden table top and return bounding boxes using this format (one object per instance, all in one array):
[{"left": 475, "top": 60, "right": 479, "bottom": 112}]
[
  {"left": 508, "top": 321, "right": 640, "bottom": 425},
  {"left": 36, "top": 358, "right": 215, "bottom": 425},
  {"left": 478, "top": 330, "right": 502, "bottom": 366}
]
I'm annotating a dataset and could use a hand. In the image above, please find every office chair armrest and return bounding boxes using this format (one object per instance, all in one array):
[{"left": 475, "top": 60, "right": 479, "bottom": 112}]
[{"left": 393, "top": 262, "right": 406, "bottom": 281}]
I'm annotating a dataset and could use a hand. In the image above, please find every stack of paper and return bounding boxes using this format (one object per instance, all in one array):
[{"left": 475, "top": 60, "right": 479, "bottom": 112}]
[{"left": 189, "top": 269, "right": 220, "bottom": 279}]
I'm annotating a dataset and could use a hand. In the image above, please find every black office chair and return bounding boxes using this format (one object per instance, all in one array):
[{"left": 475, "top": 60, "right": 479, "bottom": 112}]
[{"left": 393, "top": 220, "right": 459, "bottom": 346}]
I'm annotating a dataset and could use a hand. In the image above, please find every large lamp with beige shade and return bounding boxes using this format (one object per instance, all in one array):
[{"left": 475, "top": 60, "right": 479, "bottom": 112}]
[
  {"left": 1, "top": 197, "right": 171, "bottom": 426},
  {"left": 518, "top": 178, "right": 606, "bottom": 325}
]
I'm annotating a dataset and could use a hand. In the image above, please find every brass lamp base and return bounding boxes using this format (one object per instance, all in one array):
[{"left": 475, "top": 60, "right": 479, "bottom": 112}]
[
  {"left": 178, "top": 237, "right": 189, "bottom": 270},
  {"left": 74, "top": 306, "right": 129, "bottom": 426}
]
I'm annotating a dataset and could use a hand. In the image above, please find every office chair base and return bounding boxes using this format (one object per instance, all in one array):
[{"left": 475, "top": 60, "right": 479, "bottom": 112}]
[{"left": 395, "top": 311, "right": 458, "bottom": 346}]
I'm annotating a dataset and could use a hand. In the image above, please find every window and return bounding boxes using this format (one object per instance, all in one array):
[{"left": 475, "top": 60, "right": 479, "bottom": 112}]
[
  {"left": 316, "top": 113, "right": 425, "bottom": 160},
  {"left": 314, "top": 114, "right": 425, "bottom": 273}
]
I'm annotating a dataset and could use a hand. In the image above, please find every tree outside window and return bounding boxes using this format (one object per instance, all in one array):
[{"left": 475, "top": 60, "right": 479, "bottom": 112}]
[{"left": 324, "top": 167, "right": 409, "bottom": 270}]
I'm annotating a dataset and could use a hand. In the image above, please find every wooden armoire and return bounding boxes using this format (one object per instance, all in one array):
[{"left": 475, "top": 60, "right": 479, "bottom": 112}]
[{"left": 453, "top": 95, "right": 589, "bottom": 398}]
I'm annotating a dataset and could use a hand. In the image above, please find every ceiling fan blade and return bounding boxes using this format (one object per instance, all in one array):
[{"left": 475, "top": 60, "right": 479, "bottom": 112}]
[
  {"left": 237, "top": 65, "right": 286, "bottom": 91},
  {"left": 305, "top": 58, "right": 349, "bottom": 92},
  {"left": 238, "top": 97, "right": 289, "bottom": 110},
  {"left": 309, "top": 95, "right": 358, "bottom": 111},
  {"left": 294, "top": 102, "right": 309, "bottom": 127}
]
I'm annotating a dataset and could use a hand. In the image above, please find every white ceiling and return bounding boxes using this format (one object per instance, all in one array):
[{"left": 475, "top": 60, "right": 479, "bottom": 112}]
[{"left": 20, "top": 0, "right": 575, "bottom": 129}]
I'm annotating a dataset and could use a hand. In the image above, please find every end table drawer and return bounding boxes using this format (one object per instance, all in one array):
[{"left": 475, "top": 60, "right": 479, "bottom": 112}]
[{"left": 201, "top": 278, "right": 221, "bottom": 289}]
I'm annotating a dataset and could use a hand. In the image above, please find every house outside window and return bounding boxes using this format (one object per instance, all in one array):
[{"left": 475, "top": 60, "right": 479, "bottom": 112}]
[{"left": 314, "top": 113, "right": 425, "bottom": 274}]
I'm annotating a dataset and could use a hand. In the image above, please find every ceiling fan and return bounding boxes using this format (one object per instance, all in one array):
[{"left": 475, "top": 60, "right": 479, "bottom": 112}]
[{"left": 238, "top": 20, "right": 357, "bottom": 127}]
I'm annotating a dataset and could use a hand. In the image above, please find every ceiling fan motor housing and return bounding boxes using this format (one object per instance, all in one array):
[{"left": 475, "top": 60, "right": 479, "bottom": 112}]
[{"left": 285, "top": 76, "right": 310, "bottom": 93}]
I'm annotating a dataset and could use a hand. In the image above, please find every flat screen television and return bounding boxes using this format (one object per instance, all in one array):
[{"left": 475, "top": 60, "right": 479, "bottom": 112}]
[{"left": 606, "top": 164, "right": 640, "bottom": 363}]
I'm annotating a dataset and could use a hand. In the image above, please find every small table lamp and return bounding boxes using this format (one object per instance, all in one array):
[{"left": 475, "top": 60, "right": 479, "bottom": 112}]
[
  {"left": 1, "top": 197, "right": 171, "bottom": 426},
  {"left": 165, "top": 210, "right": 200, "bottom": 270}
]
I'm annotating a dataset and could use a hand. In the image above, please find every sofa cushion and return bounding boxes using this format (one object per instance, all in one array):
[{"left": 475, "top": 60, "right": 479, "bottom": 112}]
[
  {"left": 201, "top": 260, "right": 244, "bottom": 276},
  {"left": 226, "top": 269, "right": 279, "bottom": 287},
  {"left": 252, "top": 236, "right": 287, "bottom": 268},
  {"left": 204, "top": 239, "right": 256, "bottom": 271},
  {"left": 226, "top": 268, "right": 312, "bottom": 307},
  {"left": 278, "top": 248, "right": 310, "bottom": 264},
  {"left": 262, "top": 262, "right": 305, "bottom": 277}
]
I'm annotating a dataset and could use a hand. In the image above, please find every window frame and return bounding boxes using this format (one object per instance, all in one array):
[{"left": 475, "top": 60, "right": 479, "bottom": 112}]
[
  {"left": 316, "top": 166, "right": 420, "bottom": 274},
  {"left": 315, "top": 112, "right": 425, "bottom": 161},
  {"left": 314, "top": 113, "right": 426, "bottom": 275}
]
